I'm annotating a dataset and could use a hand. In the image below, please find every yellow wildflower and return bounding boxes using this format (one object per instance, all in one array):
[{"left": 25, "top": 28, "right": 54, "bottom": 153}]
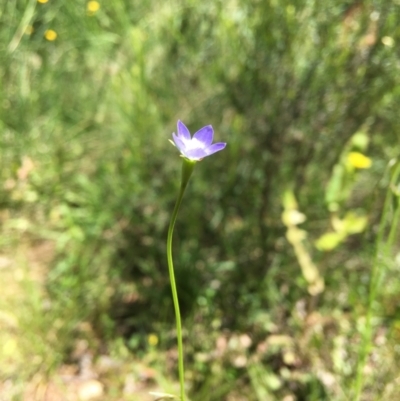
[
  {"left": 44, "top": 29, "right": 57, "bottom": 41},
  {"left": 348, "top": 151, "right": 372, "bottom": 169},
  {"left": 87, "top": 1, "right": 100, "bottom": 15},
  {"left": 38, "top": 0, "right": 49, "bottom": 3},
  {"left": 147, "top": 333, "right": 159, "bottom": 346}
]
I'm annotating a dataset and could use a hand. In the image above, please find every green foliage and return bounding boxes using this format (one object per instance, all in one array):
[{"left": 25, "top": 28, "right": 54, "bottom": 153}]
[{"left": 1, "top": 0, "right": 400, "bottom": 400}]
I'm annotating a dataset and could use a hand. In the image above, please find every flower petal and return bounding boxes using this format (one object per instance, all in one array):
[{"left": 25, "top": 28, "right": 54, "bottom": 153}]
[
  {"left": 193, "top": 125, "right": 213, "bottom": 147},
  {"left": 205, "top": 142, "right": 226, "bottom": 156},
  {"left": 177, "top": 120, "right": 191, "bottom": 140},
  {"left": 172, "top": 133, "right": 187, "bottom": 152},
  {"left": 184, "top": 147, "right": 208, "bottom": 160}
]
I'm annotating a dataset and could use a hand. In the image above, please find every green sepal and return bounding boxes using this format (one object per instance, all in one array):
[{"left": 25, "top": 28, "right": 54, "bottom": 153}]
[{"left": 180, "top": 158, "right": 196, "bottom": 191}]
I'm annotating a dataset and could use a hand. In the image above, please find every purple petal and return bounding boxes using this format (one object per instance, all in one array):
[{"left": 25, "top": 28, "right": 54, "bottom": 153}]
[
  {"left": 177, "top": 120, "right": 191, "bottom": 140},
  {"left": 172, "top": 133, "right": 187, "bottom": 152},
  {"left": 205, "top": 142, "right": 226, "bottom": 156},
  {"left": 185, "top": 147, "right": 208, "bottom": 160},
  {"left": 193, "top": 125, "right": 214, "bottom": 147}
]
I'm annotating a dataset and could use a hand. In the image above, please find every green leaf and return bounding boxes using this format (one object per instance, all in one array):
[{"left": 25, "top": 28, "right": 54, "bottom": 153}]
[
  {"left": 315, "top": 232, "right": 345, "bottom": 251},
  {"left": 342, "top": 212, "right": 368, "bottom": 234}
]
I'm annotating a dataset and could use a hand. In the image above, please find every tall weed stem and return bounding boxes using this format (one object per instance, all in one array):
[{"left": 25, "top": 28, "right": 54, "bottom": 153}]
[
  {"left": 166, "top": 159, "right": 196, "bottom": 401},
  {"left": 353, "top": 161, "right": 400, "bottom": 400}
]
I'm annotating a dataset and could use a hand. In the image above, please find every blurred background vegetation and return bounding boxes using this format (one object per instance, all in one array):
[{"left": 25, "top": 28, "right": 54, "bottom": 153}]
[{"left": 1, "top": 0, "right": 400, "bottom": 400}]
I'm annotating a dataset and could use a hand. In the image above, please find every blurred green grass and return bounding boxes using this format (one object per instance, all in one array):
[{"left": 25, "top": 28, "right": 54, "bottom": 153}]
[{"left": 1, "top": 0, "right": 400, "bottom": 400}]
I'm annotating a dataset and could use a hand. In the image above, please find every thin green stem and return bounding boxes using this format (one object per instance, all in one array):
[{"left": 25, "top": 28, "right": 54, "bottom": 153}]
[
  {"left": 353, "top": 162, "right": 400, "bottom": 400},
  {"left": 166, "top": 159, "right": 196, "bottom": 401}
]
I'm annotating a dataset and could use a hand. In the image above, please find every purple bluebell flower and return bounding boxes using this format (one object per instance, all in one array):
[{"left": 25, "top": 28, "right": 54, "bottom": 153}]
[{"left": 171, "top": 120, "right": 226, "bottom": 161}]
